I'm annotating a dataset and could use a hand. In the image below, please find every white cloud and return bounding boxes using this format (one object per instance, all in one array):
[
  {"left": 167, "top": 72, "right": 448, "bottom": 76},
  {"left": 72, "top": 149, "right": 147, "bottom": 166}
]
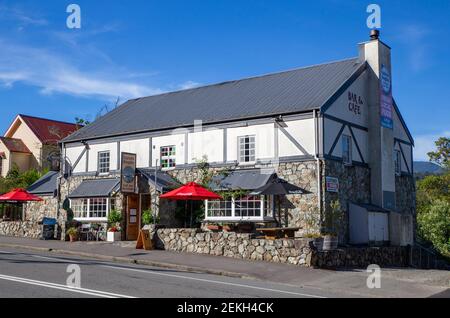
[
  {"left": 0, "top": 4, "right": 48, "bottom": 28},
  {"left": 414, "top": 131, "right": 450, "bottom": 161},
  {"left": 0, "top": 39, "right": 163, "bottom": 100},
  {"left": 179, "top": 80, "right": 201, "bottom": 90}
]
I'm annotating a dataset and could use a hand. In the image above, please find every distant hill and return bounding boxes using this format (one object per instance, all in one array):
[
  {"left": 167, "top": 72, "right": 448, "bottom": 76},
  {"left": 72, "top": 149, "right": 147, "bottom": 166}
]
[{"left": 414, "top": 161, "right": 444, "bottom": 175}]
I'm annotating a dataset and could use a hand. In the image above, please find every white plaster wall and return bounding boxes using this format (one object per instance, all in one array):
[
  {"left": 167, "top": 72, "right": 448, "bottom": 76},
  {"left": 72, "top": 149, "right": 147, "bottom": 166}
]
[
  {"left": 151, "top": 134, "right": 186, "bottom": 167},
  {"left": 395, "top": 142, "right": 412, "bottom": 173},
  {"left": 393, "top": 108, "right": 410, "bottom": 143},
  {"left": 120, "top": 138, "right": 149, "bottom": 168},
  {"left": 324, "top": 118, "right": 343, "bottom": 156},
  {"left": 278, "top": 118, "right": 315, "bottom": 157},
  {"left": 65, "top": 146, "right": 86, "bottom": 173},
  {"left": 227, "top": 124, "right": 275, "bottom": 162},
  {"left": 88, "top": 143, "right": 118, "bottom": 172},
  {"left": 188, "top": 129, "right": 223, "bottom": 164},
  {"left": 351, "top": 127, "right": 369, "bottom": 163},
  {"left": 324, "top": 72, "right": 369, "bottom": 128}
]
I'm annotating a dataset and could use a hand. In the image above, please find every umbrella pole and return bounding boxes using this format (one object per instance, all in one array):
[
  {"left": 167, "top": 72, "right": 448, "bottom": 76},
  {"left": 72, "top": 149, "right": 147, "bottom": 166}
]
[
  {"left": 190, "top": 201, "right": 193, "bottom": 228},
  {"left": 184, "top": 201, "right": 187, "bottom": 228}
]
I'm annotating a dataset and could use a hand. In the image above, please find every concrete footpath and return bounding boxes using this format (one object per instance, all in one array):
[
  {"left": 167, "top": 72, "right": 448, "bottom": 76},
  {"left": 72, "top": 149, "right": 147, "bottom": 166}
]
[{"left": 0, "top": 236, "right": 449, "bottom": 298}]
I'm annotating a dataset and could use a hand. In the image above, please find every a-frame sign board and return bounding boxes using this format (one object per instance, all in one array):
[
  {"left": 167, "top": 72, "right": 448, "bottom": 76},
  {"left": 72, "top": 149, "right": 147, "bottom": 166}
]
[{"left": 136, "top": 230, "right": 153, "bottom": 250}]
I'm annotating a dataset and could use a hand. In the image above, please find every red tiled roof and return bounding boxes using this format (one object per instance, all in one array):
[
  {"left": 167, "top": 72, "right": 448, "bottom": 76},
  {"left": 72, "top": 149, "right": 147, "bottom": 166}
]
[
  {"left": 0, "top": 137, "right": 31, "bottom": 154},
  {"left": 19, "top": 114, "right": 79, "bottom": 144}
]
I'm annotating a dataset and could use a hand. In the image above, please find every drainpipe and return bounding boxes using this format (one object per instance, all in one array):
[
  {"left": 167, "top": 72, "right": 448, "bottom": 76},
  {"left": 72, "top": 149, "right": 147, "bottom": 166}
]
[
  {"left": 56, "top": 141, "right": 65, "bottom": 239},
  {"left": 313, "top": 110, "right": 322, "bottom": 230}
]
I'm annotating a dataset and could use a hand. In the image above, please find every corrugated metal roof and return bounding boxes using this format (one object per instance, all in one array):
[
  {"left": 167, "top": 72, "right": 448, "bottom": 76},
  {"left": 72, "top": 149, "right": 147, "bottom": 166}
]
[
  {"left": 27, "top": 171, "right": 58, "bottom": 195},
  {"left": 68, "top": 178, "right": 120, "bottom": 198},
  {"left": 19, "top": 114, "right": 79, "bottom": 144},
  {"left": 0, "top": 137, "right": 31, "bottom": 154},
  {"left": 138, "top": 168, "right": 181, "bottom": 192},
  {"left": 64, "top": 58, "right": 363, "bottom": 142},
  {"left": 209, "top": 169, "right": 277, "bottom": 191}
]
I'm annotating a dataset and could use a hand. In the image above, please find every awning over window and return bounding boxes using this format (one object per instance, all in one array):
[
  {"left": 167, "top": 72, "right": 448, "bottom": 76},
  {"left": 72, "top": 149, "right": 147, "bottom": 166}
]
[
  {"left": 209, "top": 169, "right": 277, "bottom": 191},
  {"left": 69, "top": 178, "right": 120, "bottom": 199},
  {"left": 28, "top": 171, "right": 58, "bottom": 196},
  {"left": 138, "top": 168, "right": 181, "bottom": 192}
]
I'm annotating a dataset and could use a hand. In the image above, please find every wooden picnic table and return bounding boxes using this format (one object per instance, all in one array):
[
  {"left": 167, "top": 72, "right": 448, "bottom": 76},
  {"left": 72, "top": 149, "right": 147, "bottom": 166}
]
[{"left": 256, "top": 227, "right": 300, "bottom": 240}]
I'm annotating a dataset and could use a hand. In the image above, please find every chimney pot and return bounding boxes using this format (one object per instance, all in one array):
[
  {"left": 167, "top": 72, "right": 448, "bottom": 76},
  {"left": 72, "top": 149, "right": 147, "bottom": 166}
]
[{"left": 370, "top": 29, "right": 380, "bottom": 40}]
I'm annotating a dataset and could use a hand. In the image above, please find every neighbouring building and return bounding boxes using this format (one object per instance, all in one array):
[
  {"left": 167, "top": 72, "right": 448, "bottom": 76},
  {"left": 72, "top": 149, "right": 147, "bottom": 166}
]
[
  {"left": 0, "top": 115, "right": 78, "bottom": 238},
  {"left": 0, "top": 114, "right": 79, "bottom": 176},
  {"left": 13, "top": 32, "right": 416, "bottom": 247}
]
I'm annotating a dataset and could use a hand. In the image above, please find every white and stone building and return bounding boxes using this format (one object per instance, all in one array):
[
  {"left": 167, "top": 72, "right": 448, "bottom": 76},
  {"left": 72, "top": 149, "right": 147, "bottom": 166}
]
[{"left": 20, "top": 32, "right": 415, "bottom": 246}]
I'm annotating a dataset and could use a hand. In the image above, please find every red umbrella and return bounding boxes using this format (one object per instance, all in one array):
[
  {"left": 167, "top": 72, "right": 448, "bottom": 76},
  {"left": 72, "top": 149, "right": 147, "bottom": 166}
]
[
  {"left": 160, "top": 182, "right": 222, "bottom": 227},
  {"left": 161, "top": 182, "right": 222, "bottom": 201},
  {"left": 0, "top": 188, "right": 43, "bottom": 202}
]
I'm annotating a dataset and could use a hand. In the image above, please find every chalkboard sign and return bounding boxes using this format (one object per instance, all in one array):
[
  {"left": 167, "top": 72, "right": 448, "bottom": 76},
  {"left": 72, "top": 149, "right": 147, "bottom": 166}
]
[{"left": 136, "top": 230, "right": 153, "bottom": 250}]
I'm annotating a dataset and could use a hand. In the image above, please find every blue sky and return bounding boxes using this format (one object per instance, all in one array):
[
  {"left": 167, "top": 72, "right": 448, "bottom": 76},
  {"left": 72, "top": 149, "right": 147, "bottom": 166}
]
[{"left": 0, "top": 0, "right": 449, "bottom": 160}]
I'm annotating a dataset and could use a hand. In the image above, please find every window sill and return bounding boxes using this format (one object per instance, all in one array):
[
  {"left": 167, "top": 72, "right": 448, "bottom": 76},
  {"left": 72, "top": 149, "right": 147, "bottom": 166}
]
[
  {"left": 74, "top": 217, "right": 108, "bottom": 223},
  {"left": 205, "top": 217, "right": 274, "bottom": 223}
]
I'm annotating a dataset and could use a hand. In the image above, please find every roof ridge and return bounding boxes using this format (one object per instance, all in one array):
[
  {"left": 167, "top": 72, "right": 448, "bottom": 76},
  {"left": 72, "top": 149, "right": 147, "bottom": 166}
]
[
  {"left": 130, "top": 57, "right": 360, "bottom": 101},
  {"left": 19, "top": 114, "right": 78, "bottom": 126}
]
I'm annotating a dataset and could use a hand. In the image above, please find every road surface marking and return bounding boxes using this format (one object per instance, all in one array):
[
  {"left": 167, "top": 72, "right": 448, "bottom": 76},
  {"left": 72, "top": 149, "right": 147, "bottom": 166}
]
[
  {"left": 1, "top": 249, "right": 326, "bottom": 298},
  {"left": 0, "top": 274, "right": 136, "bottom": 298},
  {"left": 101, "top": 265, "right": 327, "bottom": 298}
]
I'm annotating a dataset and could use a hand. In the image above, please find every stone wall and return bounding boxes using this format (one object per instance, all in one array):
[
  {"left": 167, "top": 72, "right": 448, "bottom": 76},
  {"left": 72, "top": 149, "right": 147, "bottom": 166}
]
[
  {"left": 155, "top": 228, "right": 314, "bottom": 266},
  {"left": 166, "top": 160, "right": 320, "bottom": 231},
  {"left": 313, "top": 246, "right": 409, "bottom": 269},
  {"left": 153, "top": 228, "right": 412, "bottom": 269},
  {"left": 322, "top": 160, "right": 371, "bottom": 243},
  {"left": 0, "top": 195, "right": 59, "bottom": 238}
]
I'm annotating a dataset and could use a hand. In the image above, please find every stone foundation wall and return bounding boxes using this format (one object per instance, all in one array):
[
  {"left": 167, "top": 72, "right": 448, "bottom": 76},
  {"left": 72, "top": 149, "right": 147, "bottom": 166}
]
[
  {"left": 155, "top": 228, "right": 314, "bottom": 266},
  {"left": 322, "top": 160, "right": 371, "bottom": 243},
  {"left": 313, "top": 246, "right": 409, "bottom": 269},
  {"left": 153, "top": 228, "right": 412, "bottom": 268}
]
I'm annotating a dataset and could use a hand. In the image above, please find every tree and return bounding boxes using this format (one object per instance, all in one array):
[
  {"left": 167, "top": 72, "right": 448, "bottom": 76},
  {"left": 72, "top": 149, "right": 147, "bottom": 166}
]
[
  {"left": 427, "top": 137, "right": 450, "bottom": 170},
  {"left": 0, "top": 165, "right": 43, "bottom": 194},
  {"left": 417, "top": 200, "right": 450, "bottom": 257},
  {"left": 416, "top": 136, "right": 450, "bottom": 257}
]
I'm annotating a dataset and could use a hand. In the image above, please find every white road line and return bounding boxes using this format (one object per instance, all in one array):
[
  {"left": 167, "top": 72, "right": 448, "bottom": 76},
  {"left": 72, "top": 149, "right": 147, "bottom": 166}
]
[
  {"left": 0, "top": 274, "right": 136, "bottom": 298},
  {"left": 1, "top": 249, "right": 327, "bottom": 298},
  {"left": 101, "top": 265, "right": 327, "bottom": 298}
]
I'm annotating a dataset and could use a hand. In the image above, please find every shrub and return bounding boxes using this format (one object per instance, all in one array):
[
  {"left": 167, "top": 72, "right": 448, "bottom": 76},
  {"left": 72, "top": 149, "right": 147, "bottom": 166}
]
[
  {"left": 418, "top": 200, "right": 450, "bottom": 257},
  {"left": 142, "top": 209, "right": 159, "bottom": 225},
  {"left": 108, "top": 209, "right": 122, "bottom": 225}
]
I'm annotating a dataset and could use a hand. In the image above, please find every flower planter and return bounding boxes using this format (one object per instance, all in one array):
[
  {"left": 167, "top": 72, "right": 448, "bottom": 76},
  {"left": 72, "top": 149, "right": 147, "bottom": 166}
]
[
  {"left": 312, "top": 237, "right": 324, "bottom": 252},
  {"left": 206, "top": 225, "right": 222, "bottom": 231},
  {"left": 69, "top": 235, "right": 77, "bottom": 242},
  {"left": 322, "top": 235, "right": 338, "bottom": 251},
  {"left": 107, "top": 232, "right": 122, "bottom": 242}
]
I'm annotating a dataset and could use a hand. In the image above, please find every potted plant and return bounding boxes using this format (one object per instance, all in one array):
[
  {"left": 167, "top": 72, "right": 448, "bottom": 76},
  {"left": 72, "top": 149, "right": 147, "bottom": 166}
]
[
  {"left": 322, "top": 200, "right": 343, "bottom": 251},
  {"left": 67, "top": 227, "right": 78, "bottom": 242},
  {"left": 142, "top": 209, "right": 160, "bottom": 228},
  {"left": 107, "top": 209, "right": 123, "bottom": 242},
  {"left": 107, "top": 225, "right": 122, "bottom": 242}
]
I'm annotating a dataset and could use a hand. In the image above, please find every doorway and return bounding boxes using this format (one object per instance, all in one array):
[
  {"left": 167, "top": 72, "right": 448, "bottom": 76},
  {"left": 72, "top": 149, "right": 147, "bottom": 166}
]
[{"left": 126, "top": 195, "right": 140, "bottom": 241}]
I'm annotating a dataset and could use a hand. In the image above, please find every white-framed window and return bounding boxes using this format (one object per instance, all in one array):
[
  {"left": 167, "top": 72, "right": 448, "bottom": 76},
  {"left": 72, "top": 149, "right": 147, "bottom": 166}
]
[
  {"left": 160, "top": 146, "right": 176, "bottom": 169},
  {"left": 394, "top": 150, "right": 401, "bottom": 176},
  {"left": 342, "top": 135, "right": 352, "bottom": 165},
  {"left": 238, "top": 135, "right": 256, "bottom": 164},
  {"left": 70, "top": 197, "right": 112, "bottom": 220},
  {"left": 98, "top": 151, "right": 110, "bottom": 174},
  {"left": 205, "top": 195, "right": 274, "bottom": 221}
]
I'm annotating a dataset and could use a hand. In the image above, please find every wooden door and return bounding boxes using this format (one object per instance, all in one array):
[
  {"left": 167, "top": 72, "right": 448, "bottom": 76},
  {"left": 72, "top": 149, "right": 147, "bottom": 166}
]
[{"left": 126, "top": 195, "right": 140, "bottom": 240}]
